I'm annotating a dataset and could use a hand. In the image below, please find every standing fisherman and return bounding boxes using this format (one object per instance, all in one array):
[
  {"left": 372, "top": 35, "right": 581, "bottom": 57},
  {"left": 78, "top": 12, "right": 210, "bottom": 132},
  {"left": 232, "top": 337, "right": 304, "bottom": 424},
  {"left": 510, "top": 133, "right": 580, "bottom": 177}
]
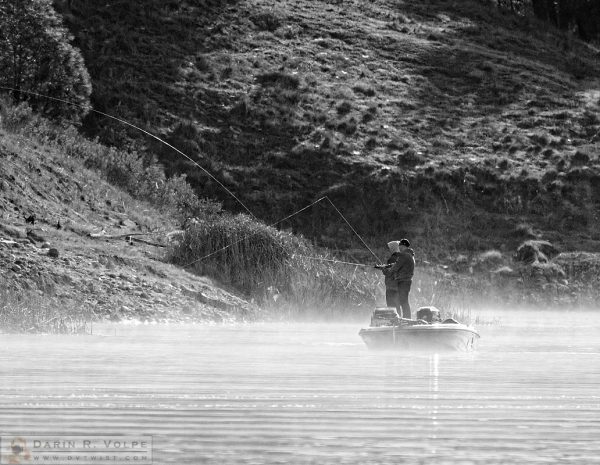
[{"left": 375, "top": 239, "right": 415, "bottom": 319}]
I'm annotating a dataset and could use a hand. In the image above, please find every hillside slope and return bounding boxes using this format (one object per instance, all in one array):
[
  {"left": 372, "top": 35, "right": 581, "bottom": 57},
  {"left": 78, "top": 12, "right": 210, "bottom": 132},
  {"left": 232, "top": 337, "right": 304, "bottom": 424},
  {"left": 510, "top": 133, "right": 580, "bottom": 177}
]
[
  {"left": 0, "top": 128, "right": 256, "bottom": 326},
  {"left": 58, "top": 0, "right": 600, "bottom": 260}
]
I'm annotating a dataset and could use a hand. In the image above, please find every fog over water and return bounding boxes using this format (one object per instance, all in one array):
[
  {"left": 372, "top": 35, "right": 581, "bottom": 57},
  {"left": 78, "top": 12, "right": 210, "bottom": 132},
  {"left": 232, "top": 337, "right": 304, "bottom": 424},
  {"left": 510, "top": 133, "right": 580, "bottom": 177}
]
[{"left": 1, "top": 310, "right": 599, "bottom": 464}]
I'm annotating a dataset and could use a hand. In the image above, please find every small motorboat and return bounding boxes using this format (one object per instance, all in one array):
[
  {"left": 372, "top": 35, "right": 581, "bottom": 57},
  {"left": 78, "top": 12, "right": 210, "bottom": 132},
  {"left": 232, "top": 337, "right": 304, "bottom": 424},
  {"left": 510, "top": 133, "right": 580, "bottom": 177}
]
[{"left": 359, "top": 306, "right": 480, "bottom": 351}]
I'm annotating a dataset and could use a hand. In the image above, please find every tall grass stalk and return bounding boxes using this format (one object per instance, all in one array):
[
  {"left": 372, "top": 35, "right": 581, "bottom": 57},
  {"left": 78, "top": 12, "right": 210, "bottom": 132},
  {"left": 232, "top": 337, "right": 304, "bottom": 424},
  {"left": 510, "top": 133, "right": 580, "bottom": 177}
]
[
  {"left": 0, "top": 287, "right": 91, "bottom": 333},
  {"left": 168, "top": 214, "right": 380, "bottom": 316}
]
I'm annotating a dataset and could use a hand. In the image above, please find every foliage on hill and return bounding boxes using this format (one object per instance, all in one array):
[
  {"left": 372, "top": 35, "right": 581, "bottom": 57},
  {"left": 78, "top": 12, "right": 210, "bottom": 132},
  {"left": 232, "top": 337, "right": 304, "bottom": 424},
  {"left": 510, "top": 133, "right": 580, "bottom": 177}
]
[
  {"left": 497, "top": 0, "right": 600, "bottom": 42},
  {"left": 4, "top": 0, "right": 600, "bottom": 319},
  {"left": 168, "top": 213, "right": 380, "bottom": 314},
  {"left": 0, "top": 0, "right": 91, "bottom": 122},
  {"left": 1, "top": 100, "right": 379, "bottom": 315},
  {"left": 0, "top": 99, "right": 218, "bottom": 219},
  {"left": 0, "top": 106, "right": 266, "bottom": 331},
  {"left": 51, "top": 0, "right": 600, "bottom": 262}
]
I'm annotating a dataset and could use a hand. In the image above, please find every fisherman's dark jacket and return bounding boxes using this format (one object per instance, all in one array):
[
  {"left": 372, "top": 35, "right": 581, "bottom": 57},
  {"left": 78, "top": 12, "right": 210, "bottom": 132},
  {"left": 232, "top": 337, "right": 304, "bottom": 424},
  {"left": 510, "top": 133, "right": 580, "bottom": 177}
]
[{"left": 382, "top": 247, "right": 415, "bottom": 287}]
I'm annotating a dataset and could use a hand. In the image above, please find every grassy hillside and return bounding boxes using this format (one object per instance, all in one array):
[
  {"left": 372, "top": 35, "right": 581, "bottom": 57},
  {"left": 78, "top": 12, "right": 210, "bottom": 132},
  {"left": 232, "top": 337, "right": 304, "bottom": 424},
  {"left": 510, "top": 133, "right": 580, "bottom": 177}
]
[
  {"left": 0, "top": 103, "right": 258, "bottom": 331},
  {"left": 0, "top": 102, "right": 387, "bottom": 330},
  {"left": 56, "top": 0, "right": 600, "bottom": 263}
]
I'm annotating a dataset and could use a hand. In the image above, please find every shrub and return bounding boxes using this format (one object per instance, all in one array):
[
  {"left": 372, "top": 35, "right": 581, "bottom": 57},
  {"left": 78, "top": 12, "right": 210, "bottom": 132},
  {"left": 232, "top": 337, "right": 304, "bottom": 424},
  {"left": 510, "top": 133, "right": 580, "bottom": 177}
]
[
  {"left": 352, "top": 84, "right": 376, "bottom": 97},
  {"left": 515, "top": 240, "right": 559, "bottom": 264},
  {"left": 398, "top": 148, "right": 425, "bottom": 167},
  {"left": 257, "top": 71, "right": 300, "bottom": 89},
  {"left": 542, "top": 148, "right": 554, "bottom": 158},
  {"left": 337, "top": 119, "right": 357, "bottom": 135},
  {"left": 529, "top": 261, "right": 566, "bottom": 280},
  {"left": 473, "top": 249, "right": 505, "bottom": 272},
  {"left": 250, "top": 9, "right": 283, "bottom": 32},
  {"left": 336, "top": 101, "right": 352, "bottom": 115},
  {"left": 498, "top": 158, "right": 510, "bottom": 170},
  {"left": 571, "top": 150, "right": 591, "bottom": 166},
  {"left": 362, "top": 112, "right": 375, "bottom": 123},
  {"left": 196, "top": 54, "right": 211, "bottom": 73},
  {"left": 365, "top": 136, "right": 378, "bottom": 150},
  {"left": 169, "top": 214, "right": 298, "bottom": 295},
  {"left": 387, "top": 137, "right": 407, "bottom": 151},
  {"left": 528, "top": 132, "right": 549, "bottom": 146},
  {"left": 512, "top": 223, "right": 537, "bottom": 239},
  {"left": 168, "top": 214, "right": 378, "bottom": 314}
]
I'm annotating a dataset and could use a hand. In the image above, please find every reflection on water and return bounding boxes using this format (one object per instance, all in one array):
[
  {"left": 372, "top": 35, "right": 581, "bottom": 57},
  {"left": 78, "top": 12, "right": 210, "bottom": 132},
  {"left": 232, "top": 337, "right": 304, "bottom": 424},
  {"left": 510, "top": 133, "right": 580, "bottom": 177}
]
[{"left": 1, "top": 311, "right": 600, "bottom": 464}]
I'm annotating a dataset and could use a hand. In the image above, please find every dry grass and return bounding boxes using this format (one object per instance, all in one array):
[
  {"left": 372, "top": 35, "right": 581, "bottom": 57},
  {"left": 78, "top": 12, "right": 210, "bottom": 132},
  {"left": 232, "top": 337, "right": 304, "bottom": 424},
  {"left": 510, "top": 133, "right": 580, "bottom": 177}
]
[
  {"left": 168, "top": 214, "right": 380, "bottom": 316},
  {"left": 0, "top": 287, "right": 91, "bottom": 334}
]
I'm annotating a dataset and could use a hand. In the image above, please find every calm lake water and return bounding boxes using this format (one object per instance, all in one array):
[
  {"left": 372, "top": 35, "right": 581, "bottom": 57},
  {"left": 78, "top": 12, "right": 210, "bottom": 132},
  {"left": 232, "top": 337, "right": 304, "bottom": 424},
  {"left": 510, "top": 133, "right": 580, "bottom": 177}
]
[{"left": 1, "top": 311, "right": 599, "bottom": 464}]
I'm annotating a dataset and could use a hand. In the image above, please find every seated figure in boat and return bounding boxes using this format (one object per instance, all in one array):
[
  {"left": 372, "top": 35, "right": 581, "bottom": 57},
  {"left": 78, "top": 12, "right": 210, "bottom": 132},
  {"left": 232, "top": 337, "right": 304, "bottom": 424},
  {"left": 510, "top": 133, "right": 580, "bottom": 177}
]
[{"left": 375, "top": 239, "right": 415, "bottom": 319}]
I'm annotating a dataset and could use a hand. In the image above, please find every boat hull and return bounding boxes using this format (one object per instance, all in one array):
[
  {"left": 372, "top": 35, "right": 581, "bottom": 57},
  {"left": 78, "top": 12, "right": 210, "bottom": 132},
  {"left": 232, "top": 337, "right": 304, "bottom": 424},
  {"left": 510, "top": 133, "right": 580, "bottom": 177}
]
[{"left": 359, "top": 324, "right": 479, "bottom": 351}]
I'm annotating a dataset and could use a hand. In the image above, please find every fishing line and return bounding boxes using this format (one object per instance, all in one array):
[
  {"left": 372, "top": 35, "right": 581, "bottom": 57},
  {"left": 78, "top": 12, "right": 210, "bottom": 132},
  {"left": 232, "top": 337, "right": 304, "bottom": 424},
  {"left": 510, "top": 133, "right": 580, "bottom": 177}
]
[
  {"left": 1, "top": 88, "right": 381, "bottom": 265},
  {"left": 293, "top": 255, "right": 373, "bottom": 268},
  {"left": 325, "top": 197, "right": 381, "bottom": 263},
  {"left": 182, "top": 195, "right": 379, "bottom": 268},
  {"left": 0, "top": 85, "right": 255, "bottom": 217},
  {"left": 181, "top": 196, "right": 328, "bottom": 267}
]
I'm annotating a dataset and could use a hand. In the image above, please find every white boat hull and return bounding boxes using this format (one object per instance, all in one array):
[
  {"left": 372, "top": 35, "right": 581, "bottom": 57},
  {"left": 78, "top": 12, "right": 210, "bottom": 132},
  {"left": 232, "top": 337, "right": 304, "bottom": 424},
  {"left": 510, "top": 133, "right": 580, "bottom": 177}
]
[{"left": 359, "top": 324, "right": 480, "bottom": 351}]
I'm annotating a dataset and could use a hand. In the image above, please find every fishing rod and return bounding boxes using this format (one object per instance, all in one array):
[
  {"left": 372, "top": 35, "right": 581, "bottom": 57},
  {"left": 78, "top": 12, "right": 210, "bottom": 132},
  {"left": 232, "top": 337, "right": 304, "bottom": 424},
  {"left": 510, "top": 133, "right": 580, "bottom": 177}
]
[
  {"left": 324, "top": 197, "right": 380, "bottom": 263},
  {"left": 181, "top": 196, "right": 328, "bottom": 266},
  {"left": 0, "top": 87, "right": 382, "bottom": 265},
  {"left": 293, "top": 255, "right": 374, "bottom": 268},
  {"left": 181, "top": 195, "right": 382, "bottom": 268},
  {"left": 0, "top": 85, "right": 255, "bottom": 218}
]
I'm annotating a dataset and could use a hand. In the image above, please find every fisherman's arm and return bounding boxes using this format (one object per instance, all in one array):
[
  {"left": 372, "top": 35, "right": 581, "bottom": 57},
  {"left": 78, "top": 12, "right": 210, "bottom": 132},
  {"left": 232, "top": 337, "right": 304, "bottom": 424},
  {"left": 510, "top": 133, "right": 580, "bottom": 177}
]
[{"left": 375, "top": 259, "right": 401, "bottom": 276}]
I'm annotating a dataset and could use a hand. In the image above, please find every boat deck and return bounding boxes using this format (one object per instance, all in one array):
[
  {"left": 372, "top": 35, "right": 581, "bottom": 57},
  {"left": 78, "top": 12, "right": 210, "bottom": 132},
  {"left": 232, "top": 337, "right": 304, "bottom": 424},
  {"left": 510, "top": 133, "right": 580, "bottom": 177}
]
[{"left": 359, "top": 323, "right": 480, "bottom": 351}]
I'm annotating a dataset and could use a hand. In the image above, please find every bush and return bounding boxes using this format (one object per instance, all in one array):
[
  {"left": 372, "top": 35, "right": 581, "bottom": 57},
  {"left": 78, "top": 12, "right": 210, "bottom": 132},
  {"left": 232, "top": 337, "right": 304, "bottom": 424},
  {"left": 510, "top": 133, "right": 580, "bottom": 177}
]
[
  {"left": 571, "top": 150, "right": 591, "bottom": 166},
  {"left": 257, "top": 72, "right": 300, "bottom": 89},
  {"left": 471, "top": 250, "right": 506, "bottom": 273},
  {"left": 250, "top": 9, "right": 283, "bottom": 32},
  {"left": 515, "top": 240, "right": 559, "bottom": 264},
  {"left": 168, "top": 214, "right": 379, "bottom": 314},
  {"left": 0, "top": 0, "right": 91, "bottom": 123},
  {"left": 352, "top": 84, "right": 376, "bottom": 97},
  {"left": 336, "top": 101, "right": 352, "bottom": 115},
  {"left": 512, "top": 222, "right": 537, "bottom": 239},
  {"left": 170, "top": 214, "right": 296, "bottom": 295}
]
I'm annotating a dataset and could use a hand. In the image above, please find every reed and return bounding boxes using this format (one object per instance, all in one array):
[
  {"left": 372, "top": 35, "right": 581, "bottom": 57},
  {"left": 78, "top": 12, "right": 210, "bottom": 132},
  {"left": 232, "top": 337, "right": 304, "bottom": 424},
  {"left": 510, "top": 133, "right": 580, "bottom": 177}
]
[
  {"left": 168, "top": 214, "right": 379, "bottom": 316},
  {"left": 0, "top": 287, "right": 91, "bottom": 334},
  {"left": 410, "top": 269, "right": 503, "bottom": 325}
]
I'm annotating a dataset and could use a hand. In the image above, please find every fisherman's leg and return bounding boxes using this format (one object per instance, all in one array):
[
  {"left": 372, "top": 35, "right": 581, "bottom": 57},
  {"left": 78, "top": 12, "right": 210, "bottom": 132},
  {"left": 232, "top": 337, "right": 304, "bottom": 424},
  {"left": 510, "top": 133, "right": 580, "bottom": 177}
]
[
  {"left": 397, "top": 280, "right": 412, "bottom": 319},
  {"left": 385, "top": 289, "right": 399, "bottom": 312}
]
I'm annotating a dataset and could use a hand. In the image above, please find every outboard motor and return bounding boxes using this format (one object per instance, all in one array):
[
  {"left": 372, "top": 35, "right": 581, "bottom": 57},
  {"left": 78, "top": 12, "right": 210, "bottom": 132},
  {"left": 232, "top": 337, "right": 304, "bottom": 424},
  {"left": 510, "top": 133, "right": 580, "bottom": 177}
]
[
  {"left": 416, "top": 306, "right": 442, "bottom": 323},
  {"left": 370, "top": 307, "right": 400, "bottom": 327}
]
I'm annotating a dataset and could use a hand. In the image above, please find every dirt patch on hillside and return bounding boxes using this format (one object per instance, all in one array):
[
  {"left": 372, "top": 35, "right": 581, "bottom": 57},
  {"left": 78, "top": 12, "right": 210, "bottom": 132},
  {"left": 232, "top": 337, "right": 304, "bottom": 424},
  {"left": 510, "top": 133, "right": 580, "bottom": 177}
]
[{"left": 0, "top": 131, "right": 257, "bottom": 327}]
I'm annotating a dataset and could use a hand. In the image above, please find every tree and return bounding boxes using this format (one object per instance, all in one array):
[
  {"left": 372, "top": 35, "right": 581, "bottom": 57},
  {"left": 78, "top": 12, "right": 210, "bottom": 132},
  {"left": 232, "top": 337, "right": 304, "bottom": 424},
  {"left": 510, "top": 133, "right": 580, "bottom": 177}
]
[
  {"left": 531, "top": 0, "right": 557, "bottom": 23},
  {"left": 528, "top": 0, "right": 600, "bottom": 41},
  {"left": 0, "top": 0, "right": 91, "bottom": 123}
]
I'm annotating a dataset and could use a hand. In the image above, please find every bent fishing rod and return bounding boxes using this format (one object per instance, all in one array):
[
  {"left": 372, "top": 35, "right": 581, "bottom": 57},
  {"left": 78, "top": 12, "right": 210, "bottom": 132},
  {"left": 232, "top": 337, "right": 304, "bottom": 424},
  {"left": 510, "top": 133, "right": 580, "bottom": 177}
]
[{"left": 0, "top": 86, "right": 382, "bottom": 265}]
